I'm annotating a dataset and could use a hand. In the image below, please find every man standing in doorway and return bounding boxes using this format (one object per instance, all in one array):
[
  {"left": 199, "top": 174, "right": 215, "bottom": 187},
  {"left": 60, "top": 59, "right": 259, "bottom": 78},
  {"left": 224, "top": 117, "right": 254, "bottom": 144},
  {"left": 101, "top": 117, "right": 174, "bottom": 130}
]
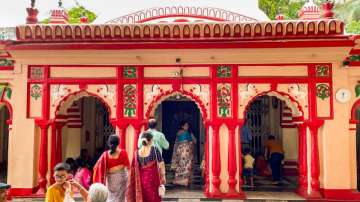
[
  {"left": 265, "top": 135, "right": 284, "bottom": 183},
  {"left": 241, "top": 119, "right": 253, "bottom": 153},
  {"left": 137, "top": 118, "right": 169, "bottom": 154}
]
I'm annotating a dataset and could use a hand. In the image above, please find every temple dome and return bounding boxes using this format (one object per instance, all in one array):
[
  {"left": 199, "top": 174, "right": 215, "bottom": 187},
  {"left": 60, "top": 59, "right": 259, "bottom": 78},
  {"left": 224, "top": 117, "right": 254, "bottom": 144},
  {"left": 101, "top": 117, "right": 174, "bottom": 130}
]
[{"left": 90, "top": 0, "right": 269, "bottom": 23}]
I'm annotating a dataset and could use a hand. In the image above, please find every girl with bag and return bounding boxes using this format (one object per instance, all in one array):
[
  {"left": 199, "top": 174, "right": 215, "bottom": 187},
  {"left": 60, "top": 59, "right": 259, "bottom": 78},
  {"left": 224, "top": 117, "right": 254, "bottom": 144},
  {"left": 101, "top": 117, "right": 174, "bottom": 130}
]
[{"left": 126, "top": 132, "right": 166, "bottom": 202}]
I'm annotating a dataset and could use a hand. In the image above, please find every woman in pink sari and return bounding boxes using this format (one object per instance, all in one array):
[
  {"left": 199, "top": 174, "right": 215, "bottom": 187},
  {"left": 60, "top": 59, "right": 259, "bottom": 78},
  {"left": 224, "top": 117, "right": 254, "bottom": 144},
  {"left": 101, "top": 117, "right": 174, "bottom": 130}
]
[{"left": 127, "top": 132, "right": 166, "bottom": 202}]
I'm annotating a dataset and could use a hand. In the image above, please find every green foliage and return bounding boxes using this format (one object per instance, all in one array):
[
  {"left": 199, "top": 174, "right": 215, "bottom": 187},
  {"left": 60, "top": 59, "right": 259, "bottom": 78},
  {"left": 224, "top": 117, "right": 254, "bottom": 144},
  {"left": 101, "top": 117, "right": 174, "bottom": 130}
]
[
  {"left": 40, "top": 6, "right": 96, "bottom": 24},
  {"left": 68, "top": 6, "right": 97, "bottom": 24},
  {"left": 346, "top": 20, "right": 360, "bottom": 34}
]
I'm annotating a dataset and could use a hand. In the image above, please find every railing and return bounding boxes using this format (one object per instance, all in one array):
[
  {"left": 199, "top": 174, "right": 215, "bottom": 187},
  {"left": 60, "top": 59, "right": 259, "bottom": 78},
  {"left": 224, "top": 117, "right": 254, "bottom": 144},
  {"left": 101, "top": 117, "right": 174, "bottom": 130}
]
[{"left": 105, "top": 6, "right": 258, "bottom": 24}]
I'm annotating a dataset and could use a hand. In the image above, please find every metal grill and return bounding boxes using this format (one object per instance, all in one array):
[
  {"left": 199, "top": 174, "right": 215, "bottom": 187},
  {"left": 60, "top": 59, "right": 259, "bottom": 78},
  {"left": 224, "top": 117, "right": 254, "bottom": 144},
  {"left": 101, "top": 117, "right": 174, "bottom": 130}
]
[{"left": 245, "top": 96, "right": 270, "bottom": 156}]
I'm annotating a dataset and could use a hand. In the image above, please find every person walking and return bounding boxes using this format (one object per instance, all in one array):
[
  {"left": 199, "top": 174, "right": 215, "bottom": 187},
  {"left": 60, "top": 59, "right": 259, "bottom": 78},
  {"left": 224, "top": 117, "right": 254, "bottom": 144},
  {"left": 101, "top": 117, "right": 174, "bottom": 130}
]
[
  {"left": 93, "top": 134, "right": 130, "bottom": 202},
  {"left": 127, "top": 132, "right": 166, "bottom": 202},
  {"left": 137, "top": 118, "right": 169, "bottom": 154},
  {"left": 265, "top": 135, "right": 284, "bottom": 183},
  {"left": 171, "top": 121, "right": 196, "bottom": 186}
]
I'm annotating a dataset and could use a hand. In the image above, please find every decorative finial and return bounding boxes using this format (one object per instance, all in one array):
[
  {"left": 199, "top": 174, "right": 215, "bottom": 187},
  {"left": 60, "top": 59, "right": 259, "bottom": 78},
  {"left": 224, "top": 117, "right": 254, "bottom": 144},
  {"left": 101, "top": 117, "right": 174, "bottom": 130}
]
[
  {"left": 321, "top": 0, "right": 335, "bottom": 19},
  {"left": 26, "top": 0, "right": 38, "bottom": 24},
  {"left": 58, "top": 0, "right": 63, "bottom": 8}
]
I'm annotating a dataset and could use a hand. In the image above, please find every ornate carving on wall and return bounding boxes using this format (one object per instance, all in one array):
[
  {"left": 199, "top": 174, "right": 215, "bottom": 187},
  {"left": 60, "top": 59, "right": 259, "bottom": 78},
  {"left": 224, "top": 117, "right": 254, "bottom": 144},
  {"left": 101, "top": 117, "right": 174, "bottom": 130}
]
[
  {"left": 239, "top": 84, "right": 258, "bottom": 103},
  {"left": 96, "top": 84, "right": 116, "bottom": 107},
  {"left": 30, "top": 84, "right": 42, "bottom": 100},
  {"left": 16, "top": 20, "right": 344, "bottom": 41},
  {"left": 217, "top": 83, "right": 232, "bottom": 118},
  {"left": 144, "top": 84, "right": 172, "bottom": 117},
  {"left": 123, "top": 84, "right": 137, "bottom": 118},
  {"left": 316, "top": 83, "right": 331, "bottom": 100},
  {"left": 183, "top": 84, "right": 210, "bottom": 116},
  {"left": 315, "top": 65, "right": 330, "bottom": 77},
  {"left": 123, "top": 66, "right": 137, "bottom": 79},
  {"left": 216, "top": 65, "right": 231, "bottom": 78},
  {"left": 29, "top": 66, "right": 45, "bottom": 80},
  {"left": 51, "top": 85, "right": 71, "bottom": 107}
]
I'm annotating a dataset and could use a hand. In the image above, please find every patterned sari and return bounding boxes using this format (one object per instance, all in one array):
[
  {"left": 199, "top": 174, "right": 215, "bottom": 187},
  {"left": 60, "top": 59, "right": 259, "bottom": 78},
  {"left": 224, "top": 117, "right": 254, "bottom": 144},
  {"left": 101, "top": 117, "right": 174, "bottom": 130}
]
[
  {"left": 127, "top": 147, "right": 162, "bottom": 202},
  {"left": 171, "top": 130, "right": 194, "bottom": 186},
  {"left": 93, "top": 151, "right": 128, "bottom": 202}
]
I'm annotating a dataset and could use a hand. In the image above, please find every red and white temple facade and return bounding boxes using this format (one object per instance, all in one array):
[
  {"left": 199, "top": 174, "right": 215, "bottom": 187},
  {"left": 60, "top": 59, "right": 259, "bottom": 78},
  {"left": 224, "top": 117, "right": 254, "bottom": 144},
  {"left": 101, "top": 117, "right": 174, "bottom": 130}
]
[{"left": 1, "top": 0, "right": 360, "bottom": 200}]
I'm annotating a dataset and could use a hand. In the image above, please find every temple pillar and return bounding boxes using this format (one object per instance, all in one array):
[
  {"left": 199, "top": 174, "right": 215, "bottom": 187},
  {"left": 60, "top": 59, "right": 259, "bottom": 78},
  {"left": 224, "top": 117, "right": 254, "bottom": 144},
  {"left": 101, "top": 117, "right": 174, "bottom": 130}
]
[
  {"left": 238, "top": 120, "right": 244, "bottom": 192},
  {"left": 50, "top": 122, "right": 57, "bottom": 185},
  {"left": 204, "top": 122, "right": 210, "bottom": 195},
  {"left": 296, "top": 122, "right": 308, "bottom": 196},
  {"left": 227, "top": 124, "right": 237, "bottom": 195},
  {"left": 55, "top": 123, "right": 64, "bottom": 163},
  {"left": 133, "top": 124, "right": 142, "bottom": 152},
  {"left": 211, "top": 124, "right": 221, "bottom": 196},
  {"left": 308, "top": 119, "right": 324, "bottom": 198},
  {"left": 35, "top": 120, "right": 49, "bottom": 194}
]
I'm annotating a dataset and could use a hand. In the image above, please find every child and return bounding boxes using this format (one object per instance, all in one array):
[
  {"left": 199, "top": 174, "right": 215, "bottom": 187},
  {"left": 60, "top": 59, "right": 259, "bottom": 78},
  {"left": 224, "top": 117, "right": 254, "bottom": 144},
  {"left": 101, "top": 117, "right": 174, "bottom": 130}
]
[
  {"left": 46, "top": 163, "right": 88, "bottom": 202},
  {"left": 74, "top": 159, "right": 91, "bottom": 190},
  {"left": 242, "top": 148, "right": 255, "bottom": 187}
]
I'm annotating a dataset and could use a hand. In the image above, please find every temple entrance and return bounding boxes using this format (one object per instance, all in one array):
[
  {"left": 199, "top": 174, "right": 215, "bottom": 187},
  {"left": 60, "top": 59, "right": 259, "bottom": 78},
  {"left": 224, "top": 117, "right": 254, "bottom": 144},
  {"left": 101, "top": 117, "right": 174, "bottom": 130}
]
[
  {"left": 154, "top": 95, "right": 205, "bottom": 190},
  {"left": 0, "top": 105, "right": 9, "bottom": 183},
  {"left": 60, "top": 96, "right": 114, "bottom": 169},
  {"left": 243, "top": 95, "right": 298, "bottom": 191}
]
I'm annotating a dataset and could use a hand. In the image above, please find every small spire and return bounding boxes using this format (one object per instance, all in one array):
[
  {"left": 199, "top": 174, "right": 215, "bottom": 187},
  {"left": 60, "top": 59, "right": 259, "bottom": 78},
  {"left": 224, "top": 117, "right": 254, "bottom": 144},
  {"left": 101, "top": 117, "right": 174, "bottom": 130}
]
[
  {"left": 26, "top": 0, "right": 38, "bottom": 24},
  {"left": 49, "top": 0, "right": 68, "bottom": 24},
  {"left": 298, "top": 0, "right": 321, "bottom": 20}
]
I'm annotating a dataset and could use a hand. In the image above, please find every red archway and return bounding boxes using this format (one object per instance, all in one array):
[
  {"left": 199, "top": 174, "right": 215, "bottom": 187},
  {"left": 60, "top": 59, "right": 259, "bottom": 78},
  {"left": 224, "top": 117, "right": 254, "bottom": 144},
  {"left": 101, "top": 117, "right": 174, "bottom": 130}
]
[
  {"left": 241, "top": 90, "right": 307, "bottom": 194},
  {"left": 145, "top": 89, "right": 208, "bottom": 120}
]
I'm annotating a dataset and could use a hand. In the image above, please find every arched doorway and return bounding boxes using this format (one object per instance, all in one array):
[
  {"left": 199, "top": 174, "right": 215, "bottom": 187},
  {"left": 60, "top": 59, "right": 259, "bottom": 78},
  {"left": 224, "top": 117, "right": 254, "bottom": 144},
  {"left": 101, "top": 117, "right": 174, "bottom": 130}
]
[
  {"left": 243, "top": 95, "right": 299, "bottom": 191},
  {"left": 0, "top": 105, "right": 9, "bottom": 183},
  {"left": 58, "top": 96, "right": 114, "bottom": 169},
  {"left": 153, "top": 94, "right": 205, "bottom": 190}
]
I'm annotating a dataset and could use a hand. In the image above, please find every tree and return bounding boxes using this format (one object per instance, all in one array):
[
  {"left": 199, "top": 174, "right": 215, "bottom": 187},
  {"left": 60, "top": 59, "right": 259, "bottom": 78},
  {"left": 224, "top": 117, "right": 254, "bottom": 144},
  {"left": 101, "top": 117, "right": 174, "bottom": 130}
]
[
  {"left": 40, "top": 6, "right": 97, "bottom": 24},
  {"left": 346, "top": 20, "right": 360, "bottom": 34}
]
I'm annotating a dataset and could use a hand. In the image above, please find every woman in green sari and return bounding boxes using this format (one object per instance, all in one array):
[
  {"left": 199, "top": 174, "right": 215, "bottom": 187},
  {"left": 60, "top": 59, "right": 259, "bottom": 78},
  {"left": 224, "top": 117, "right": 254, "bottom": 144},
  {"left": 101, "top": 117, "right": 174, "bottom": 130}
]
[{"left": 171, "top": 121, "right": 196, "bottom": 186}]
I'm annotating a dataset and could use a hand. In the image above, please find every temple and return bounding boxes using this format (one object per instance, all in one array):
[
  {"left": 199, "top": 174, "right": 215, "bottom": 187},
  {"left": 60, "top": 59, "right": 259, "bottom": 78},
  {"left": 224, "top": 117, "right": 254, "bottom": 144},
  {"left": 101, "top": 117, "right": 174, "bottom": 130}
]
[{"left": 1, "top": 0, "right": 360, "bottom": 200}]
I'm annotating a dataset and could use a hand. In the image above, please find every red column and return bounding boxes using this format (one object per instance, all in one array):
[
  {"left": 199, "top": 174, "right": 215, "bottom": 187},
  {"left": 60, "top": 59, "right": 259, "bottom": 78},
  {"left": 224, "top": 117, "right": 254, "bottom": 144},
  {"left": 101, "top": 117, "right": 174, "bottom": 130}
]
[
  {"left": 296, "top": 122, "right": 308, "bottom": 196},
  {"left": 204, "top": 123, "right": 210, "bottom": 196},
  {"left": 55, "top": 123, "right": 64, "bottom": 163},
  {"left": 227, "top": 124, "right": 237, "bottom": 195},
  {"left": 308, "top": 120, "right": 324, "bottom": 197},
  {"left": 36, "top": 121, "right": 49, "bottom": 194},
  {"left": 238, "top": 121, "right": 244, "bottom": 192},
  {"left": 133, "top": 124, "right": 141, "bottom": 152},
  {"left": 117, "top": 122, "right": 126, "bottom": 149},
  {"left": 50, "top": 123, "right": 57, "bottom": 185},
  {"left": 211, "top": 124, "right": 221, "bottom": 195}
]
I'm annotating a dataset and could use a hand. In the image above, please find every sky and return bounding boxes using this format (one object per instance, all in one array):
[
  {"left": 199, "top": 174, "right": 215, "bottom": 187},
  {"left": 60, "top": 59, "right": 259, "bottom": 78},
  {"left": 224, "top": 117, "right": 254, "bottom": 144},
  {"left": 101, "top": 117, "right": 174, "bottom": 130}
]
[{"left": 0, "top": 0, "right": 268, "bottom": 26}]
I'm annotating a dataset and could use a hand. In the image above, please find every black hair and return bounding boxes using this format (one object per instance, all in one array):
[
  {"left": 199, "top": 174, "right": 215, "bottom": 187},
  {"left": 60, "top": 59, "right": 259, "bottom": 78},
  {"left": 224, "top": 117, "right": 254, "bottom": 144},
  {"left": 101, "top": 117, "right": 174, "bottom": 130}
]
[
  {"left": 80, "top": 148, "right": 88, "bottom": 156},
  {"left": 148, "top": 119, "right": 157, "bottom": 129},
  {"left": 268, "top": 135, "right": 275, "bottom": 140},
  {"left": 141, "top": 132, "right": 153, "bottom": 146},
  {"left": 76, "top": 158, "right": 88, "bottom": 168},
  {"left": 65, "top": 158, "right": 75, "bottom": 165},
  {"left": 54, "top": 162, "right": 70, "bottom": 172},
  {"left": 180, "top": 120, "right": 190, "bottom": 129},
  {"left": 244, "top": 148, "right": 251, "bottom": 154},
  {"left": 108, "top": 134, "right": 120, "bottom": 155}
]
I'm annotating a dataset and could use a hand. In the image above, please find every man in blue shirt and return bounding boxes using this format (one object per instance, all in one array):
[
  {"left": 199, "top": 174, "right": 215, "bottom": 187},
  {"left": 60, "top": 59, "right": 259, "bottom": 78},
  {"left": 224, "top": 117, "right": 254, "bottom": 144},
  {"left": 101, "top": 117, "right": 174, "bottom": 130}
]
[{"left": 241, "top": 120, "right": 253, "bottom": 153}]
